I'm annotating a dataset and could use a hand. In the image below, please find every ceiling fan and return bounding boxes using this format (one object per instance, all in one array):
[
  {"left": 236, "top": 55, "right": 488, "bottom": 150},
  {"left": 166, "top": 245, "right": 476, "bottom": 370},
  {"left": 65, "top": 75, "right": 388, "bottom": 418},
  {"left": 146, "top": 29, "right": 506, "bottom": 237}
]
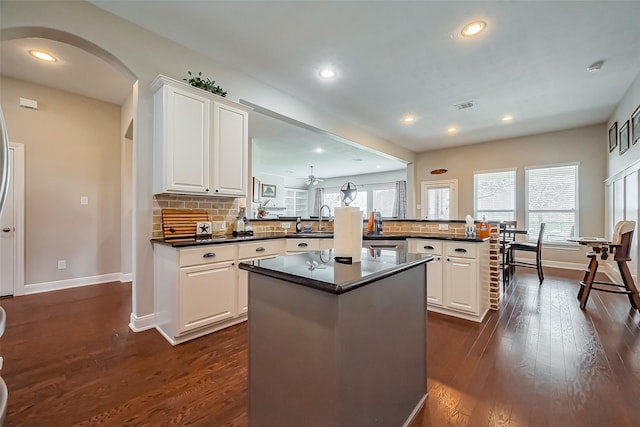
[{"left": 300, "top": 166, "right": 324, "bottom": 186}]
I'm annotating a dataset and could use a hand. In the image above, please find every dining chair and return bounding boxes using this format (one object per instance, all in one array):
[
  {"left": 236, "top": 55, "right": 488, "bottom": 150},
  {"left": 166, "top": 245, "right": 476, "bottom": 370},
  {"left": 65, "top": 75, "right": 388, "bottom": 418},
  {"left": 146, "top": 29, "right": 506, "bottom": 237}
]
[
  {"left": 499, "top": 221, "right": 517, "bottom": 287},
  {"left": 508, "top": 223, "right": 546, "bottom": 284}
]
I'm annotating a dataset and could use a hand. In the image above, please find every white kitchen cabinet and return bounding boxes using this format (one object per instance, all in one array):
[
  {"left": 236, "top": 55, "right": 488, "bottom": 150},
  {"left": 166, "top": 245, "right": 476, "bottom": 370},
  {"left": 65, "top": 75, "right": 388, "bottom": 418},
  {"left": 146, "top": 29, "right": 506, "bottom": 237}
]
[
  {"left": 152, "top": 75, "right": 250, "bottom": 197},
  {"left": 236, "top": 240, "right": 284, "bottom": 315},
  {"left": 154, "top": 243, "right": 246, "bottom": 345},
  {"left": 409, "top": 238, "right": 489, "bottom": 322},
  {"left": 285, "top": 238, "right": 334, "bottom": 253},
  {"left": 178, "top": 260, "right": 235, "bottom": 334},
  {"left": 211, "top": 102, "right": 249, "bottom": 196}
]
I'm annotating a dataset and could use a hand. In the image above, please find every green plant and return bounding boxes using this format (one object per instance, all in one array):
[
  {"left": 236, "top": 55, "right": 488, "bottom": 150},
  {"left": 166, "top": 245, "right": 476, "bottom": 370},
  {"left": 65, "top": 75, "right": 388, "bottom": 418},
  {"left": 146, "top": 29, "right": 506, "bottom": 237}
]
[{"left": 184, "top": 71, "right": 227, "bottom": 97}]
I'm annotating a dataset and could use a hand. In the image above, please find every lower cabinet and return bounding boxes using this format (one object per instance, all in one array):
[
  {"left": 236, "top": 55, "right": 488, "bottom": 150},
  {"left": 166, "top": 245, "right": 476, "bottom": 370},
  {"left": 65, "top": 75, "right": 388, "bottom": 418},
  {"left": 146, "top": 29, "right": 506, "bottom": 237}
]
[
  {"left": 178, "top": 261, "right": 236, "bottom": 334},
  {"left": 285, "top": 237, "right": 334, "bottom": 253},
  {"left": 154, "top": 243, "right": 248, "bottom": 345},
  {"left": 236, "top": 240, "right": 284, "bottom": 315},
  {"left": 409, "top": 238, "right": 489, "bottom": 322}
]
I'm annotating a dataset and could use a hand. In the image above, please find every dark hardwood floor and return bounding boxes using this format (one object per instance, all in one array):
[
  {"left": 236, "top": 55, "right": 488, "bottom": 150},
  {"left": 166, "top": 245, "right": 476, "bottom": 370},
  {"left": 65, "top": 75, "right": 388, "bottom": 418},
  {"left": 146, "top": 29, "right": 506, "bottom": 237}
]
[{"left": 2, "top": 268, "right": 640, "bottom": 426}]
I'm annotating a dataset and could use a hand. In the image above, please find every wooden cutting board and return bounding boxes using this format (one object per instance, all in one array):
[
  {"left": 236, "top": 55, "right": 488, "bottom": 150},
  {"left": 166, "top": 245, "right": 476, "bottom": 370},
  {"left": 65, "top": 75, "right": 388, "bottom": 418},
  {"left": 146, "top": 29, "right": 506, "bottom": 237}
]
[{"left": 161, "top": 209, "right": 209, "bottom": 238}]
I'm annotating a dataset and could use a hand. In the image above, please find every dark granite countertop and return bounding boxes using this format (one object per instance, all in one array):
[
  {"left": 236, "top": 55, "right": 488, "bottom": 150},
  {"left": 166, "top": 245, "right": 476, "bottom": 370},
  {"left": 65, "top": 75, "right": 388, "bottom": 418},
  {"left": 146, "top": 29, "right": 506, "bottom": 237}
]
[
  {"left": 238, "top": 249, "right": 433, "bottom": 295},
  {"left": 151, "top": 232, "right": 489, "bottom": 247}
]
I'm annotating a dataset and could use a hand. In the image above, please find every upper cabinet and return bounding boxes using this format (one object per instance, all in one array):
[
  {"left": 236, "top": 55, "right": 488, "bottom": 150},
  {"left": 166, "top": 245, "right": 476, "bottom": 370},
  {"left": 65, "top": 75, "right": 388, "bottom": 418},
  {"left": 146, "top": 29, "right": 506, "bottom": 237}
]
[{"left": 152, "top": 75, "right": 250, "bottom": 197}]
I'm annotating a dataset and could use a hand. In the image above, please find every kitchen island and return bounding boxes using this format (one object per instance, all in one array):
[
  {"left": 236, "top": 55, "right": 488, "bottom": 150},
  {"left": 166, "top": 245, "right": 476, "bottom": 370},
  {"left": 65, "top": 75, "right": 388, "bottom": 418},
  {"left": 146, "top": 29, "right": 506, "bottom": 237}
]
[{"left": 239, "top": 249, "right": 432, "bottom": 427}]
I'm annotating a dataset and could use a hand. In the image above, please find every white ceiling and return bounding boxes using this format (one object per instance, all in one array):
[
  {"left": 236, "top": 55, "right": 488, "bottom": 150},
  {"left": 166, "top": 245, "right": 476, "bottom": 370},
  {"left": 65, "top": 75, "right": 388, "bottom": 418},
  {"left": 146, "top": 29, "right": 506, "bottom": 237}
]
[
  {"left": 3, "top": 1, "right": 640, "bottom": 179},
  {"left": 0, "top": 38, "right": 132, "bottom": 105},
  {"left": 90, "top": 0, "right": 640, "bottom": 152}
]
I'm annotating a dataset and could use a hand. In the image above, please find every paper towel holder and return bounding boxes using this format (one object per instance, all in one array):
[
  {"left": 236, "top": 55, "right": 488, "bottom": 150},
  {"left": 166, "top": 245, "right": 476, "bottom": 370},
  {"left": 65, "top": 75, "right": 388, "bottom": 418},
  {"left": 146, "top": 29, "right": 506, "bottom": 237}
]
[{"left": 340, "top": 182, "right": 358, "bottom": 206}]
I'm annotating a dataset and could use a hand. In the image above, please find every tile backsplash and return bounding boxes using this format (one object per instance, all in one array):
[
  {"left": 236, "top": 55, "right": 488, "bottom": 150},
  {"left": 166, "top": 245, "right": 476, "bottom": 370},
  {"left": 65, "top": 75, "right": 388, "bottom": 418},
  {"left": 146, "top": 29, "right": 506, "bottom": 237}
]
[{"left": 152, "top": 194, "right": 241, "bottom": 238}]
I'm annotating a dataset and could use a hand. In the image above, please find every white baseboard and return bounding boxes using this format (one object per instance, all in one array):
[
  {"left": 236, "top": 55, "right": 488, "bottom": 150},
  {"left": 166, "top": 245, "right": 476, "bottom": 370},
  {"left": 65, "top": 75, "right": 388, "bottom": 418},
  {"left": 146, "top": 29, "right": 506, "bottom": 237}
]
[
  {"left": 120, "top": 273, "right": 132, "bottom": 283},
  {"left": 129, "top": 312, "right": 155, "bottom": 332},
  {"left": 24, "top": 273, "right": 123, "bottom": 295}
]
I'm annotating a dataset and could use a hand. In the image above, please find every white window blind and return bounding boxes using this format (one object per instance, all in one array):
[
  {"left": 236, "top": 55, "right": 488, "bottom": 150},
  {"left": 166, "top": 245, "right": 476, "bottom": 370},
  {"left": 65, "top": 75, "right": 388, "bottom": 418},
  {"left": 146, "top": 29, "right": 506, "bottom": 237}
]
[
  {"left": 526, "top": 164, "right": 578, "bottom": 242},
  {"left": 474, "top": 169, "right": 516, "bottom": 221}
]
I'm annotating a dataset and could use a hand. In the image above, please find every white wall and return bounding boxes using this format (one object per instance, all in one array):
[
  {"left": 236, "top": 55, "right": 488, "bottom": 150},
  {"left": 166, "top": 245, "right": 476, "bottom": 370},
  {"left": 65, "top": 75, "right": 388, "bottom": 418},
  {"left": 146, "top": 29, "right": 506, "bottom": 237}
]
[{"left": 1, "top": 0, "right": 415, "bottom": 327}]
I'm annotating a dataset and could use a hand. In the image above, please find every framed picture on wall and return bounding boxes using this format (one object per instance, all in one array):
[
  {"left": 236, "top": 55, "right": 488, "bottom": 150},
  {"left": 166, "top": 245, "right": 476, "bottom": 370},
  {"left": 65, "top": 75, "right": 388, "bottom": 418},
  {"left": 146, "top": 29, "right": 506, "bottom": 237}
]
[
  {"left": 632, "top": 104, "right": 640, "bottom": 145},
  {"left": 261, "top": 183, "right": 276, "bottom": 198},
  {"left": 609, "top": 122, "right": 618, "bottom": 152},
  {"left": 252, "top": 177, "right": 261, "bottom": 202},
  {"left": 620, "top": 120, "right": 630, "bottom": 155}
]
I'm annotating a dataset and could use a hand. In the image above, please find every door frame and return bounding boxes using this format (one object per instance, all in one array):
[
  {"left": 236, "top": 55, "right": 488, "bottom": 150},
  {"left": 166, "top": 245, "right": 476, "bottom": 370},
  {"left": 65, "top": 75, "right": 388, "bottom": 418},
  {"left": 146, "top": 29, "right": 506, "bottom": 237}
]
[
  {"left": 3, "top": 143, "right": 25, "bottom": 296},
  {"left": 420, "top": 179, "right": 458, "bottom": 220}
]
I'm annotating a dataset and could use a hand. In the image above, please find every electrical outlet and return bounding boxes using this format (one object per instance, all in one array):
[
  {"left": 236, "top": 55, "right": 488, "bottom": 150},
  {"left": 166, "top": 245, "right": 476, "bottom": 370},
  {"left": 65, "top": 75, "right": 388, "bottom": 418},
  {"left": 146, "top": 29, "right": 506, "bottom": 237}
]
[
  {"left": 211, "top": 221, "right": 226, "bottom": 231},
  {"left": 80, "top": 196, "right": 88, "bottom": 205},
  {"left": 58, "top": 260, "right": 66, "bottom": 270},
  {"left": 438, "top": 224, "right": 449, "bottom": 231}
]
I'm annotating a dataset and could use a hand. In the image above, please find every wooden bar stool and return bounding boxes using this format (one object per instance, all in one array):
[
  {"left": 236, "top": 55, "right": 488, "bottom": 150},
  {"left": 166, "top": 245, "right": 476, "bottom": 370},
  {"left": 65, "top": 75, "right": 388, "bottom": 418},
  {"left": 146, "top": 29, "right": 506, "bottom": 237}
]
[
  {"left": 578, "top": 220, "right": 640, "bottom": 310},
  {"left": 508, "top": 223, "right": 546, "bottom": 284}
]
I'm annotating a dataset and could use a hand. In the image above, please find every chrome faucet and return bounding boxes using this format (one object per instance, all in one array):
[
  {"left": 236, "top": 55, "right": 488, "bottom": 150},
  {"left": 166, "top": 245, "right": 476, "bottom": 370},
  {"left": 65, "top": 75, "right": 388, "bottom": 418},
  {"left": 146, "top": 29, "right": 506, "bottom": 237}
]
[{"left": 318, "top": 204, "right": 331, "bottom": 232}]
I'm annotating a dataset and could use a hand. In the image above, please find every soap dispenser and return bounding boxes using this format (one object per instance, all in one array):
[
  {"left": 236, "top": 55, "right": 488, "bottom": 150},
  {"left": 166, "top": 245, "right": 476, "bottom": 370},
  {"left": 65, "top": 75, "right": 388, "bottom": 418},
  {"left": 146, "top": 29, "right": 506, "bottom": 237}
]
[{"left": 295, "top": 217, "right": 302, "bottom": 233}]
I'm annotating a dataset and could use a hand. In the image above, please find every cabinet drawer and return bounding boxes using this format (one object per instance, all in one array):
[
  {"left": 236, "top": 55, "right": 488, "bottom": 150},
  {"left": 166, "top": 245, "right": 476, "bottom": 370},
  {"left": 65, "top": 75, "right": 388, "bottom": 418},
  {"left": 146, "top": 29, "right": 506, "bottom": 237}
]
[
  {"left": 286, "top": 238, "right": 320, "bottom": 252},
  {"left": 412, "top": 240, "right": 443, "bottom": 254},
  {"left": 238, "top": 240, "right": 282, "bottom": 259},
  {"left": 179, "top": 245, "right": 236, "bottom": 267},
  {"left": 445, "top": 242, "right": 477, "bottom": 258}
]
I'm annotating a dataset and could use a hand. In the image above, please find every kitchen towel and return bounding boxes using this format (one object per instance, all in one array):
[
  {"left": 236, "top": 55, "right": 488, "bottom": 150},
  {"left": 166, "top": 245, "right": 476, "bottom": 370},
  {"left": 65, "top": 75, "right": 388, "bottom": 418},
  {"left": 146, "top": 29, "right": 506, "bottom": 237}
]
[{"left": 334, "top": 206, "right": 363, "bottom": 262}]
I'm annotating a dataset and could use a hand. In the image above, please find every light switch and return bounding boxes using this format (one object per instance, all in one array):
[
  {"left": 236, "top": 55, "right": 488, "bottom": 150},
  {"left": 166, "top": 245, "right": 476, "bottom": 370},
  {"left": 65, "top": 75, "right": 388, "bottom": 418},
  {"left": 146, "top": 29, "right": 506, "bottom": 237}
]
[
  {"left": 80, "top": 196, "right": 89, "bottom": 205},
  {"left": 58, "top": 260, "right": 66, "bottom": 270}
]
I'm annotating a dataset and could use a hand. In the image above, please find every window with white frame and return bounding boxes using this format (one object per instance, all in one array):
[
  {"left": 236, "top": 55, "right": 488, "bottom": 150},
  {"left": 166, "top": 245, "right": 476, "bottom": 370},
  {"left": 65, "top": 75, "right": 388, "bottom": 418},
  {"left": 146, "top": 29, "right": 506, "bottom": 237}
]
[
  {"left": 323, "top": 183, "right": 395, "bottom": 218},
  {"left": 474, "top": 169, "right": 516, "bottom": 221},
  {"left": 526, "top": 163, "right": 578, "bottom": 243}
]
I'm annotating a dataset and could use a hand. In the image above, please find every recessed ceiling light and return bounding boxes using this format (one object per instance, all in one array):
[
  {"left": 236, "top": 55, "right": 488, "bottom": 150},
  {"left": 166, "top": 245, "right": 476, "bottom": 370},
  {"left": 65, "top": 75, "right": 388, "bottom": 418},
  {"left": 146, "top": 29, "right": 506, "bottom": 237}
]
[
  {"left": 447, "top": 127, "right": 457, "bottom": 133},
  {"left": 29, "top": 49, "right": 57, "bottom": 62},
  {"left": 502, "top": 115, "right": 513, "bottom": 121},
  {"left": 319, "top": 68, "right": 336, "bottom": 79},
  {"left": 403, "top": 115, "right": 416, "bottom": 124},
  {"left": 352, "top": 158, "right": 363, "bottom": 162},
  {"left": 376, "top": 165, "right": 381, "bottom": 169},
  {"left": 314, "top": 148, "right": 323, "bottom": 153},
  {"left": 461, "top": 21, "right": 487, "bottom": 37}
]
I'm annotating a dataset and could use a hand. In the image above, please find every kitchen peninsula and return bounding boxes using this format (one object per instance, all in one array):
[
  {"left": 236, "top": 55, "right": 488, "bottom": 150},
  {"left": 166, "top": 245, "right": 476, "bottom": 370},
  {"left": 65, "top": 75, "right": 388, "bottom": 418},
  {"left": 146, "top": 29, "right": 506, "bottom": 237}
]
[{"left": 239, "top": 249, "right": 433, "bottom": 427}]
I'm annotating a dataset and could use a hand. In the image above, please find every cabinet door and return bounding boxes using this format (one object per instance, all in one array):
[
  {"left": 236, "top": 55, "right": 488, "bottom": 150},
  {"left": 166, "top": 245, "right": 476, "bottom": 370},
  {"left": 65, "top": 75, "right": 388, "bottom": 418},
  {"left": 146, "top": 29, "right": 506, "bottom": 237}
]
[
  {"left": 238, "top": 269, "right": 248, "bottom": 315},
  {"left": 212, "top": 102, "right": 248, "bottom": 196},
  {"left": 426, "top": 255, "right": 443, "bottom": 306},
  {"left": 178, "top": 261, "right": 235, "bottom": 334},
  {"left": 163, "top": 86, "right": 211, "bottom": 194},
  {"left": 444, "top": 256, "right": 478, "bottom": 314}
]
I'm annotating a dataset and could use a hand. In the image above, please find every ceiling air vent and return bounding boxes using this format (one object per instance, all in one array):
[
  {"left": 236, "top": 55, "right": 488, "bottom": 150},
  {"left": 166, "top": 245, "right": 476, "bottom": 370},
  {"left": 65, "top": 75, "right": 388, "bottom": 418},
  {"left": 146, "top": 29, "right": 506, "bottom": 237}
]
[{"left": 454, "top": 101, "right": 475, "bottom": 110}]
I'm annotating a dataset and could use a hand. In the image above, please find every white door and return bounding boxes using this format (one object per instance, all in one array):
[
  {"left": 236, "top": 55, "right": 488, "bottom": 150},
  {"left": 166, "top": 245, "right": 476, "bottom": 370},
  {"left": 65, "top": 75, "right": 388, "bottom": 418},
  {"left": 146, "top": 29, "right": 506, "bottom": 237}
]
[
  {"left": 0, "top": 148, "right": 14, "bottom": 296},
  {"left": 0, "top": 144, "right": 24, "bottom": 297},
  {"left": 421, "top": 180, "right": 458, "bottom": 219}
]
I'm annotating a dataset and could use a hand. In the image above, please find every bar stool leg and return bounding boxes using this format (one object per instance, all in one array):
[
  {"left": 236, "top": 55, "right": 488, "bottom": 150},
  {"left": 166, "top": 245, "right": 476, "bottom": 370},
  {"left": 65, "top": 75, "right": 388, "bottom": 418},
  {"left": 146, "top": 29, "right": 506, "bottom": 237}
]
[
  {"left": 579, "top": 256, "right": 598, "bottom": 309},
  {"left": 617, "top": 261, "right": 640, "bottom": 310}
]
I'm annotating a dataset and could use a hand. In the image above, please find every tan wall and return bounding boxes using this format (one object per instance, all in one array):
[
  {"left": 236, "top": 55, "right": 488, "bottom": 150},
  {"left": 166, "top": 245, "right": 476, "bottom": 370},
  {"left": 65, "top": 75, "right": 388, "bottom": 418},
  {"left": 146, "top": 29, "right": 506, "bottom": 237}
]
[
  {"left": 414, "top": 124, "right": 607, "bottom": 266},
  {"left": 0, "top": 76, "right": 122, "bottom": 286}
]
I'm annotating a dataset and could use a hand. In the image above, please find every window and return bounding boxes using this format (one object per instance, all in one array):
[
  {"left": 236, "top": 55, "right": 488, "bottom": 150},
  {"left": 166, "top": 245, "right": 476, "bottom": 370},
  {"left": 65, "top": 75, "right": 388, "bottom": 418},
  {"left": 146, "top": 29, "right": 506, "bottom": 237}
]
[
  {"left": 526, "top": 163, "right": 578, "bottom": 242},
  {"left": 474, "top": 169, "right": 516, "bottom": 221},
  {"left": 322, "top": 183, "right": 395, "bottom": 218}
]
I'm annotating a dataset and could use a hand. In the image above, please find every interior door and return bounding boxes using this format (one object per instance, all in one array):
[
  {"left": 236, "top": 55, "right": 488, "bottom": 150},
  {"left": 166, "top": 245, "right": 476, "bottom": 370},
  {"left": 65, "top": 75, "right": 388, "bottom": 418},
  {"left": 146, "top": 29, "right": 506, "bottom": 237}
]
[{"left": 0, "top": 148, "right": 14, "bottom": 296}]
